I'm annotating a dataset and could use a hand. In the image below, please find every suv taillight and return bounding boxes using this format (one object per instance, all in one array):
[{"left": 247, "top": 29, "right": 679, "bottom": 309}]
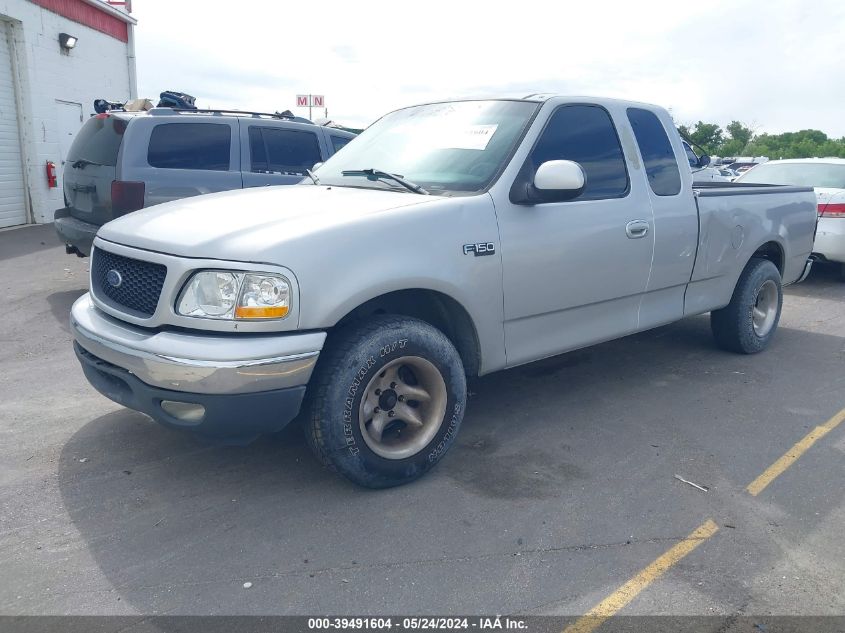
[
  {"left": 820, "top": 203, "right": 845, "bottom": 218},
  {"left": 111, "top": 180, "right": 145, "bottom": 216}
]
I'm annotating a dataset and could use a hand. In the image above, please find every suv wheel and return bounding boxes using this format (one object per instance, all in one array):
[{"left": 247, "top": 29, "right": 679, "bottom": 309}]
[{"left": 305, "top": 315, "right": 467, "bottom": 488}]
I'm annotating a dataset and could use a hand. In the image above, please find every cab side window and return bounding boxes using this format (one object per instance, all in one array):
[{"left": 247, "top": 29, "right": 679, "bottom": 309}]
[
  {"left": 527, "top": 105, "right": 629, "bottom": 200},
  {"left": 627, "top": 108, "right": 682, "bottom": 196}
]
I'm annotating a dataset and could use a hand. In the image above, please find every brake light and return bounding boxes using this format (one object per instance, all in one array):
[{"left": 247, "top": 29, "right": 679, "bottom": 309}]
[
  {"left": 111, "top": 180, "right": 145, "bottom": 215},
  {"left": 820, "top": 203, "right": 845, "bottom": 218}
]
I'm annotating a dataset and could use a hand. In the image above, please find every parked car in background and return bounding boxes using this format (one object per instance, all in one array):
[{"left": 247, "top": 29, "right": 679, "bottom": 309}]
[
  {"left": 682, "top": 140, "right": 730, "bottom": 183},
  {"left": 69, "top": 95, "right": 816, "bottom": 488},
  {"left": 737, "top": 158, "right": 845, "bottom": 278},
  {"left": 54, "top": 109, "right": 357, "bottom": 256}
]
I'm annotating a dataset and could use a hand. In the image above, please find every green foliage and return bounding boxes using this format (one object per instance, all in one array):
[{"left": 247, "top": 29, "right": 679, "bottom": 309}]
[
  {"left": 686, "top": 121, "right": 724, "bottom": 154},
  {"left": 726, "top": 121, "right": 753, "bottom": 147},
  {"left": 676, "top": 121, "right": 845, "bottom": 160}
]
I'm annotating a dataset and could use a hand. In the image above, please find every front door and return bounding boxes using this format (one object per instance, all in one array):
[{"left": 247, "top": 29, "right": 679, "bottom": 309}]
[{"left": 494, "top": 104, "right": 656, "bottom": 367}]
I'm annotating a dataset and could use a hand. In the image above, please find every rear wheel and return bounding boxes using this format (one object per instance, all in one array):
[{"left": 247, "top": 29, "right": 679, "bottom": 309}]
[
  {"left": 305, "top": 315, "right": 466, "bottom": 488},
  {"left": 711, "top": 257, "right": 783, "bottom": 354}
]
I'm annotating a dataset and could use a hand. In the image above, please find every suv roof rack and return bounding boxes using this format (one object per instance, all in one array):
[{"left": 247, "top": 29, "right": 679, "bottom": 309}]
[{"left": 147, "top": 107, "right": 313, "bottom": 124}]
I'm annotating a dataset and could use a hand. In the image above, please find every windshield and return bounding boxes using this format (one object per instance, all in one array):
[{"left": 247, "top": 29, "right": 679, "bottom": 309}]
[
  {"left": 737, "top": 162, "right": 845, "bottom": 189},
  {"left": 313, "top": 100, "right": 538, "bottom": 195}
]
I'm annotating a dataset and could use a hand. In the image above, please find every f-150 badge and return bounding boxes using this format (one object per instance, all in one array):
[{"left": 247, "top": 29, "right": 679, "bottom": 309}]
[{"left": 463, "top": 242, "right": 495, "bottom": 257}]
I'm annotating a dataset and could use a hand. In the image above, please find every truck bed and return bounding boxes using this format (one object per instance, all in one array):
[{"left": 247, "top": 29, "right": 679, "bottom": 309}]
[
  {"left": 683, "top": 182, "right": 817, "bottom": 316},
  {"left": 693, "top": 182, "right": 814, "bottom": 197}
]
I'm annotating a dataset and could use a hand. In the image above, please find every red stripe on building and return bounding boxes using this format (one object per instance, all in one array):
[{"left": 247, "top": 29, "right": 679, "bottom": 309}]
[{"left": 29, "top": 0, "right": 129, "bottom": 42}]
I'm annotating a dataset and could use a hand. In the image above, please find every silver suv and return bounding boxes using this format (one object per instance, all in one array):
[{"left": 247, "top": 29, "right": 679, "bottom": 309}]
[{"left": 54, "top": 108, "right": 356, "bottom": 256}]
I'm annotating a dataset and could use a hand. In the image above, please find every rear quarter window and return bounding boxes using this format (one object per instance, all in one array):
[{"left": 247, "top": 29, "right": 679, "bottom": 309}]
[
  {"left": 331, "top": 135, "right": 351, "bottom": 153},
  {"left": 147, "top": 123, "right": 231, "bottom": 171},
  {"left": 249, "top": 127, "right": 322, "bottom": 175},
  {"left": 627, "top": 108, "right": 682, "bottom": 196}
]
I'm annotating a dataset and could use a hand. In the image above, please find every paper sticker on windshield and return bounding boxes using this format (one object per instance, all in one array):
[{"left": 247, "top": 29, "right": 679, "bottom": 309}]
[{"left": 437, "top": 124, "right": 498, "bottom": 151}]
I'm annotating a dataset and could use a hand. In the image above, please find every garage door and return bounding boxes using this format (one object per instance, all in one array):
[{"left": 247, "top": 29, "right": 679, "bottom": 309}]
[{"left": 0, "top": 22, "right": 26, "bottom": 228}]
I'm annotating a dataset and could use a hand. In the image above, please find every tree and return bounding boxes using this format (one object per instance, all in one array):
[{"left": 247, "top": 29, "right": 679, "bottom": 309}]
[
  {"left": 683, "top": 122, "right": 724, "bottom": 155},
  {"left": 676, "top": 118, "right": 845, "bottom": 160},
  {"left": 726, "top": 121, "right": 753, "bottom": 149}
]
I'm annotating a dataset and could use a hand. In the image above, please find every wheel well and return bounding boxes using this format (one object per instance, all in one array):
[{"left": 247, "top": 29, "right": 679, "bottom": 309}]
[
  {"left": 335, "top": 289, "right": 481, "bottom": 376},
  {"left": 752, "top": 241, "right": 784, "bottom": 275}
]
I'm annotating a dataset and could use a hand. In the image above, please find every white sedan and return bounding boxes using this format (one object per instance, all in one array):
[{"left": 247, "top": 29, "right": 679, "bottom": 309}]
[{"left": 737, "top": 158, "right": 845, "bottom": 279}]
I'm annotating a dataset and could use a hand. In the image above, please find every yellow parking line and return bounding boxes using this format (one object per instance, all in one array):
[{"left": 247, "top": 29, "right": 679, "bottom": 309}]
[
  {"left": 746, "top": 407, "right": 845, "bottom": 497},
  {"left": 562, "top": 519, "right": 719, "bottom": 633}
]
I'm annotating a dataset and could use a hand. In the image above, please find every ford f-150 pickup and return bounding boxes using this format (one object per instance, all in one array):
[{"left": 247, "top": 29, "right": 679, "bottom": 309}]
[{"left": 69, "top": 95, "right": 817, "bottom": 487}]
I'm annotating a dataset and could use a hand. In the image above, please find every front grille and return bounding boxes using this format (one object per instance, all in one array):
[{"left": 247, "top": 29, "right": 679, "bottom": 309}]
[{"left": 91, "top": 247, "right": 166, "bottom": 317}]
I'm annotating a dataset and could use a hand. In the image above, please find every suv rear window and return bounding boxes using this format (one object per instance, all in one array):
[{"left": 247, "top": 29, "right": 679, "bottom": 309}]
[
  {"left": 249, "top": 127, "right": 322, "bottom": 175},
  {"left": 67, "top": 115, "right": 126, "bottom": 167},
  {"left": 147, "top": 123, "right": 231, "bottom": 171}
]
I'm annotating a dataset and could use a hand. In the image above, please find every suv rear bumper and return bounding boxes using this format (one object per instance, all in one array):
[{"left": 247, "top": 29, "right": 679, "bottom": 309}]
[
  {"left": 71, "top": 293, "right": 326, "bottom": 442},
  {"left": 54, "top": 208, "right": 97, "bottom": 256}
]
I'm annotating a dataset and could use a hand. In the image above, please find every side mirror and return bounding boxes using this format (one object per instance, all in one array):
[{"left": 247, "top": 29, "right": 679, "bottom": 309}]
[
  {"left": 312, "top": 162, "right": 323, "bottom": 171},
  {"left": 698, "top": 154, "right": 711, "bottom": 168},
  {"left": 512, "top": 160, "right": 586, "bottom": 204}
]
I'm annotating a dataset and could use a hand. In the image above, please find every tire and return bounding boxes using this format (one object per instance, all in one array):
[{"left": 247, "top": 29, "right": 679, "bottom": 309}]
[
  {"left": 710, "top": 257, "right": 783, "bottom": 354},
  {"left": 305, "top": 315, "right": 467, "bottom": 488}
]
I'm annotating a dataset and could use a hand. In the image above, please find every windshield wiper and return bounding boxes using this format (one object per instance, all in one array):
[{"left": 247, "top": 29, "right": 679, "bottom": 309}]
[
  {"left": 305, "top": 169, "right": 320, "bottom": 185},
  {"left": 341, "top": 168, "right": 429, "bottom": 195},
  {"left": 71, "top": 158, "right": 100, "bottom": 169}
]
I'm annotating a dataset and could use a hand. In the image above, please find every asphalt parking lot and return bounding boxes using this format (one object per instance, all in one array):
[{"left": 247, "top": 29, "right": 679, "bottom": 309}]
[{"left": 1, "top": 224, "right": 844, "bottom": 619}]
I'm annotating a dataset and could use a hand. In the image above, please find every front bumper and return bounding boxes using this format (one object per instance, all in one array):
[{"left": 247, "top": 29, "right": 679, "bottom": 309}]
[{"left": 71, "top": 293, "right": 326, "bottom": 442}]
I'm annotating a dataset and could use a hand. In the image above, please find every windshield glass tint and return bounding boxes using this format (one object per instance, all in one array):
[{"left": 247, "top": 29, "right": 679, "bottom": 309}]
[
  {"left": 738, "top": 162, "right": 845, "bottom": 188},
  {"left": 67, "top": 115, "right": 127, "bottom": 167},
  {"left": 314, "top": 100, "right": 538, "bottom": 195}
]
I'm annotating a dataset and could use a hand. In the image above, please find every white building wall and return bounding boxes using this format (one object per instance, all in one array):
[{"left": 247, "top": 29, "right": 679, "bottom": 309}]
[{"left": 0, "top": 0, "right": 134, "bottom": 224}]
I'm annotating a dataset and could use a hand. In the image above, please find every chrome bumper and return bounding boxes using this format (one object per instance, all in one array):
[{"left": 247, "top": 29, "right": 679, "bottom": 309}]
[
  {"left": 70, "top": 293, "right": 325, "bottom": 395},
  {"left": 793, "top": 257, "right": 814, "bottom": 285}
]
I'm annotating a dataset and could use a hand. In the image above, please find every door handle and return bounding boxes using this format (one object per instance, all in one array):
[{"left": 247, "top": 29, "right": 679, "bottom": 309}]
[{"left": 625, "top": 220, "right": 650, "bottom": 239}]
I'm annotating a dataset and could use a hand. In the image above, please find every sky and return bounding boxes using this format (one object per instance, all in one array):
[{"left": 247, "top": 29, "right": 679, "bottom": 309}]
[{"left": 132, "top": 0, "right": 845, "bottom": 137}]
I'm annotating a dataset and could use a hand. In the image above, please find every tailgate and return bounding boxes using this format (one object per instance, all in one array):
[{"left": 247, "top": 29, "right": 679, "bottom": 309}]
[{"left": 63, "top": 115, "right": 126, "bottom": 226}]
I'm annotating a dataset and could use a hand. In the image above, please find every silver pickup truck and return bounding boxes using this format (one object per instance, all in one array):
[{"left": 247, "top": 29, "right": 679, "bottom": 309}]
[{"left": 70, "top": 95, "right": 817, "bottom": 488}]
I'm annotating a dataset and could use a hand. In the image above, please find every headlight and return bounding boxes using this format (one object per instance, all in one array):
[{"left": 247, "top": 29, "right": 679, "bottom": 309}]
[{"left": 177, "top": 271, "right": 291, "bottom": 320}]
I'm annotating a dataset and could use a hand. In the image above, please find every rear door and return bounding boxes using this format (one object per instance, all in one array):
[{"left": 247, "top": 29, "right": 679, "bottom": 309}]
[
  {"left": 135, "top": 119, "right": 241, "bottom": 206},
  {"left": 241, "top": 122, "right": 326, "bottom": 188}
]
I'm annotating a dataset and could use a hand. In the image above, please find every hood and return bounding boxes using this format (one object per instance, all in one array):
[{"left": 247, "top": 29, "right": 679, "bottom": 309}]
[{"left": 97, "top": 185, "right": 438, "bottom": 259}]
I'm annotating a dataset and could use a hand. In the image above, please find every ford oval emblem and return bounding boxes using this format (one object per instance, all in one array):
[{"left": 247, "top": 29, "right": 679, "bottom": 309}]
[{"left": 106, "top": 269, "right": 123, "bottom": 288}]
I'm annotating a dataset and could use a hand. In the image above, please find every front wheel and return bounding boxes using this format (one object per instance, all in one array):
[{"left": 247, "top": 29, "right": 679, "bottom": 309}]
[
  {"left": 711, "top": 257, "right": 783, "bottom": 354},
  {"left": 305, "top": 315, "right": 467, "bottom": 488}
]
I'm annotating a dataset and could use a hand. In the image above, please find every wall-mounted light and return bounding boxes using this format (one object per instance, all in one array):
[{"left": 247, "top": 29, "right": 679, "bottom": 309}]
[{"left": 59, "top": 33, "right": 78, "bottom": 51}]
